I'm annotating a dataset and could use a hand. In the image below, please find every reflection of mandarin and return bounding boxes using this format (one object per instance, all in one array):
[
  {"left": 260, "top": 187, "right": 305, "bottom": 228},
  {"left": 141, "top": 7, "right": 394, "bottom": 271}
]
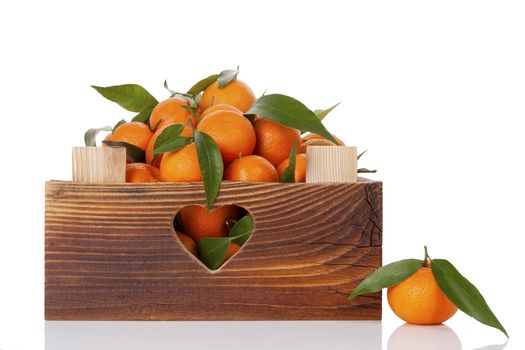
[
  {"left": 178, "top": 205, "right": 240, "bottom": 241},
  {"left": 387, "top": 324, "right": 462, "bottom": 350},
  {"left": 111, "top": 122, "right": 153, "bottom": 150},
  {"left": 254, "top": 118, "right": 301, "bottom": 166},
  {"left": 160, "top": 143, "right": 202, "bottom": 182},
  {"left": 199, "top": 79, "right": 255, "bottom": 113},
  {"left": 276, "top": 153, "right": 307, "bottom": 182},
  {"left": 388, "top": 267, "right": 457, "bottom": 325},
  {"left": 145, "top": 123, "right": 192, "bottom": 166},
  {"left": 196, "top": 110, "right": 256, "bottom": 165},
  {"left": 149, "top": 98, "right": 197, "bottom": 130},
  {"left": 224, "top": 155, "right": 278, "bottom": 182}
]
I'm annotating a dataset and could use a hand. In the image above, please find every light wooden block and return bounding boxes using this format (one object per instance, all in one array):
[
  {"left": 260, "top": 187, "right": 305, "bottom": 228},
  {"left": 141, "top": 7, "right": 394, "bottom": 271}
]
[
  {"left": 306, "top": 146, "right": 358, "bottom": 183},
  {"left": 72, "top": 147, "right": 126, "bottom": 183}
]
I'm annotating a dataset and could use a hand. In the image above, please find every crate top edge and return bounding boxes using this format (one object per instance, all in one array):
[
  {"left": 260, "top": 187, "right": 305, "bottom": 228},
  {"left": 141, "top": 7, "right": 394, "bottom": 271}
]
[{"left": 46, "top": 178, "right": 380, "bottom": 189}]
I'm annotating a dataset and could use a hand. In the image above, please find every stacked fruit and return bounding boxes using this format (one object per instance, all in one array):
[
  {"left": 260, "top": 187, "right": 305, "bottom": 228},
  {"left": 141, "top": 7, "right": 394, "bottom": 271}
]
[{"left": 85, "top": 68, "right": 371, "bottom": 269}]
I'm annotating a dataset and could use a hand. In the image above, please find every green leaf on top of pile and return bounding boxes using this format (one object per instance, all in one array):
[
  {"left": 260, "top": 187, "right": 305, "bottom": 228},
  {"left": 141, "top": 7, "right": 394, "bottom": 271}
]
[
  {"left": 197, "top": 237, "right": 232, "bottom": 270},
  {"left": 194, "top": 130, "right": 223, "bottom": 209},
  {"left": 280, "top": 141, "right": 297, "bottom": 182},
  {"left": 217, "top": 66, "right": 239, "bottom": 88},
  {"left": 314, "top": 102, "right": 341, "bottom": 121},
  {"left": 348, "top": 259, "right": 421, "bottom": 299},
  {"left": 181, "top": 105, "right": 201, "bottom": 123},
  {"left": 84, "top": 125, "right": 112, "bottom": 147},
  {"left": 163, "top": 79, "right": 176, "bottom": 96},
  {"left": 431, "top": 259, "right": 508, "bottom": 337},
  {"left": 102, "top": 140, "right": 145, "bottom": 163},
  {"left": 229, "top": 215, "right": 254, "bottom": 246},
  {"left": 131, "top": 105, "right": 155, "bottom": 124},
  {"left": 113, "top": 119, "right": 127, "bottom": 131},
  {"left": 357, "top": 150, "right": 367, "bottom": 160},
  {"left": 187, "top": 74, "right": 219, "bottom": 96},
  {"left": 152, "top": 123, "right": 192, "bottom": 160},
  {"left": 92, "top": 84, "right": 158, "bottom": 112},
  {"left": 247, "top": 94, "right": 337, "bottom": 144},
  {"left": 153, "top": 136, "right": 192, "bottom": 158}
]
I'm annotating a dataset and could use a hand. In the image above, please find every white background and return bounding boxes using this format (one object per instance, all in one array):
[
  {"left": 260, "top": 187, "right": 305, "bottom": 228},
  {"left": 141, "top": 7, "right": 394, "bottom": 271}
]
[{"left": 1, "top": 0, "right": 524, "bottom": 349}]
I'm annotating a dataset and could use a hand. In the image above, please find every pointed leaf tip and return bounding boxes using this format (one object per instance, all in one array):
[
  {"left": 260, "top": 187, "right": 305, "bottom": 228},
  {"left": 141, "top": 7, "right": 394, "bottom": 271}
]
[{"left": 431, "top": 259, "right": 508, "bottom": 338}]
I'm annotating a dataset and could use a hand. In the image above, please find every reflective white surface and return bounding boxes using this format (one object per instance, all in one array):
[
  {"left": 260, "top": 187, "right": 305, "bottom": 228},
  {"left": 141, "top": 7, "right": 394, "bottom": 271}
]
[
  {"left": 44, "top": 321, "right": 509, "bottom": 350},
  {"left": 45, "top": 321, "right": 381, "bottom": 350}
]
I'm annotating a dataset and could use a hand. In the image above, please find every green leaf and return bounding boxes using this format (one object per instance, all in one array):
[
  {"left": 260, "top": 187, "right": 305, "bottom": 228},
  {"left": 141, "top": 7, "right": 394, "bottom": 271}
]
[
  {"left": 217, "top": 67, "right": 239, "bottom": 88},
  {"left": 357, "top": 150, "right": 368, "bottom": 160},
  {"left": 84, "top": 126, "right": 112, "bottom": 147},
  {"left": 187, "top": 74, "right": 218, "bottom": 96},
  {"left": 358, "top": 168, "right": 377, "bottom": 173},
  {"left": 163, "top": 79, "right": 176, "bottom": 96},
  {"left": 349, "top": 259, "right": 421, "bottom": 299},
  {"left": 194, "top": 131, "right": 223, "bottom": 209},
  {"left": 280, "top": 141, "right": 297, "bottom": 182},
  {"left": 131, "top": 105, "right": 155, "bottom": 124},
  {"left": 247, "top": 94, "right": 336, "bottom": 144},
  {"left": 229, "top": 215, "right": 254, "bottom": 246},
  {"left": 153, "top": 136, "right": 192, "bottom": 157},
  {"left": 102, "top": 140, "right": 145, "bottom": 163},
  {"left": 113, "top": 119, "right": 127, "bottom": 132},
  {"left": 314, "top": 102, "right": 341, "bottom": 121},
  {"left": 181, "top": 105, "right": 201, "bottom": 123},
  {"left": 91, "top": 84, "right": 158, "bottom": 112},
  {"left": 153, "top": 123, "right": 185, "bottom": 150},
  {"left": 431, "top": 259, "right": 508, "bottom": 337},
  {"left": 197, "top": 237, "right": 232, "bottom": 270}
]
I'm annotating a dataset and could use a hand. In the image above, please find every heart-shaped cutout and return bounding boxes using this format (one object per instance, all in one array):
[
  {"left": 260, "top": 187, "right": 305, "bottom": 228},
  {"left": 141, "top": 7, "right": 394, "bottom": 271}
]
[{"left": 173, "top": 204, "right": 254, "bottom": 271}]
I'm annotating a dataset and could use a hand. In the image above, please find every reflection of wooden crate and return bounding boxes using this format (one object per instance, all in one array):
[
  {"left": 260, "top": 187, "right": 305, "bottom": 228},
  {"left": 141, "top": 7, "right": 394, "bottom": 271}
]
[{"left": 45, "top": 180, "right": 382, "bottom": 320}]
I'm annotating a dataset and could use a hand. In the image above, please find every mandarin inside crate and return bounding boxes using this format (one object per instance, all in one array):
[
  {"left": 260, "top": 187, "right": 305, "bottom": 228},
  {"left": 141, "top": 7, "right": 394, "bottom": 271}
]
[{"left": 45, "top": 148, "right": 383, "bottom": 320}]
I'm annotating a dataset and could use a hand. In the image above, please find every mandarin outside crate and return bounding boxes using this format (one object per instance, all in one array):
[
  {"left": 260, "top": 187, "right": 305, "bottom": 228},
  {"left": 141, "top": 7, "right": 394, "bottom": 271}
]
[{"left": 44, "top": 147, "right": 383, "bottom": 320}]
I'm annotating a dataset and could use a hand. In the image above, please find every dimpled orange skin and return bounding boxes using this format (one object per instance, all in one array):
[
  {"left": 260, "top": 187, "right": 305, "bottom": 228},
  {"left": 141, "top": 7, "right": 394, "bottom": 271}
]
[
  {"left": 111, "top": 122, "right": 153, "bottom": 150},
  {"left": 149, "top": 98, "right": 197, "bottom": 130},
  {"left": 200, "top": 103, "right": 242, "bottom": 120},
  {"left": 196, "top": 110, "right": 256, "bottom": 165},
  {"left": 199, "top": 79, "right": 256, "bottom": 113},
  {"left": 254, "top": 118, "right": 302, "bottom": 167},
  {"left": 176, "top": 232, "right": 198, "bottom": 257},
  {"left": 224, "top": 155, "right": 279, "bottom": 182},
  {"left": 223, "top": 242, "right": 241, "bottom": 263},
  {"left": 145, "top": 123, "right": 192, "bottom": 167},
  {"left": 276, "top": 153, "right": 307, "bottom": 182},
  {"left": 387, "top": 267, "right": 458, "bottom": 325},
  {"left": 302, "top": 132, "right": 345, "bottom": 146},
  {"left": 178, "top": 205, "right": 240, "bottom": 241},
  {"left": 125, "top": 163, "right": 161, "bottom": 183},
  {"left": 160, "top": 143, "right": 203, "bottom": 182}
]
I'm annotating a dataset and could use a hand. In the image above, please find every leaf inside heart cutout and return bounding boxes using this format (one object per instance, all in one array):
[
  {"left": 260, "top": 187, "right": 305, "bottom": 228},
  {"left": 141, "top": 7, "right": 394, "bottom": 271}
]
[{"left": 173, "top": 205, "right": 254, "bottom": 271}]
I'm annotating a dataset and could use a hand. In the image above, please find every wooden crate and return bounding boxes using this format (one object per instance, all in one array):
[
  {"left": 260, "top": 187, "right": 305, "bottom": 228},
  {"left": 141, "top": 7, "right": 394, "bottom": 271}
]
[{"left": 45, "top": 179, "right": 382, "bottom": 320}]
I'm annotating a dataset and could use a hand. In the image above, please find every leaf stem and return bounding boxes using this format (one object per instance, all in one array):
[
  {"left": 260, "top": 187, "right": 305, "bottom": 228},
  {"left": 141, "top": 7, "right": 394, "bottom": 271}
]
[{"left": 423, "top": 246, "right": 430, "bottom": 267}]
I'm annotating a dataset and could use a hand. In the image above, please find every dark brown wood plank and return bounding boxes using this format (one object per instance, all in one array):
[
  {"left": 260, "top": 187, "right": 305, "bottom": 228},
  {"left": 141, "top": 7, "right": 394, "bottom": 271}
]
[{"left": 45, "top": 180, "right": 382, "bottom": 320}]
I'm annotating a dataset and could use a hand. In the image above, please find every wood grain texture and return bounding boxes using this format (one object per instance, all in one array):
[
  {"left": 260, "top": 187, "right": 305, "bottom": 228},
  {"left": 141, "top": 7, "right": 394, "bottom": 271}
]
[
  {"left": 45, "top": 179, "right": 382, "bottom": 320},
  {"left": 306, "top": 146, "right": 358, "bottom": 183},
  {"left": 72, "top": 147, "right": 126, "bottom": 183}
]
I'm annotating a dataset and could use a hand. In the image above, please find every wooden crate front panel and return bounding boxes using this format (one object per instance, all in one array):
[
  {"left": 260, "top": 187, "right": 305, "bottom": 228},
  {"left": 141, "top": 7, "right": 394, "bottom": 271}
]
[{"left": 45, "top": 180, "right": 382, "bottom": 320}]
